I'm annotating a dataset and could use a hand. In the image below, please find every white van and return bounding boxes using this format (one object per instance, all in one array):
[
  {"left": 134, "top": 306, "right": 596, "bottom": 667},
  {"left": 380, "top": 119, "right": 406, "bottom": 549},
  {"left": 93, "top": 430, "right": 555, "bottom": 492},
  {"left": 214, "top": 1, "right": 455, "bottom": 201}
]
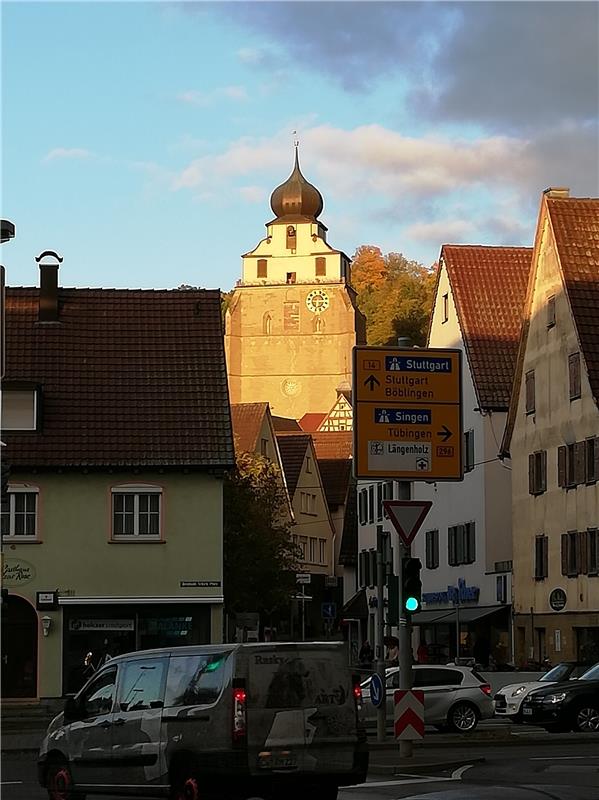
[{"left": 38, "top": 642, "right": 368, "bottom": 800}]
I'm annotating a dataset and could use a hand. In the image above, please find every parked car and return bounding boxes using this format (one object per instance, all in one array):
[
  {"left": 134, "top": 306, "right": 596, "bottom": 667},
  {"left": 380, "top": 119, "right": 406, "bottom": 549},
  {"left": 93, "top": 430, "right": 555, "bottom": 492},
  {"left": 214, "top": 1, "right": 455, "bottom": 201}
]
[
  {"left": 520, "top": 662, "right": 599, "bottom": 732},
  {"left": 360, "top": 664, "right": 493, "bottom": 733},
  {"left": 38, "top": 642, "right": 368, "bottom": 800},
  {"left": 494, "top": 661, "right": 592, "bottom": 721}
]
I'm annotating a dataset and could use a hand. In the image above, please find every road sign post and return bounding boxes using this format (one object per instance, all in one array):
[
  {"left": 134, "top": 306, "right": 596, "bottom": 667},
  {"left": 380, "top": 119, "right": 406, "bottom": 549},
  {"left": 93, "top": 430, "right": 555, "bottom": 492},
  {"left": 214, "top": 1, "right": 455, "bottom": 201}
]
[
  {"left": 375, "top": 526, "right": 387, "bottom": 742},
  {"left": 353, "top": 346, "right": 463, "bottom": 482}
]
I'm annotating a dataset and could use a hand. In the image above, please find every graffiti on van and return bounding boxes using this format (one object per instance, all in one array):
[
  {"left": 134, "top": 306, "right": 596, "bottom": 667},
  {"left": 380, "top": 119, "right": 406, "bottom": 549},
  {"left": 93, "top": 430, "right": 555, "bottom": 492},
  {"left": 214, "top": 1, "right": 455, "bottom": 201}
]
[
  {"left": 314, "top": 685, "right": 347, "bottom": 706},
  {"left": 265, "top": 657, "right": 311, "bottom": 707}
]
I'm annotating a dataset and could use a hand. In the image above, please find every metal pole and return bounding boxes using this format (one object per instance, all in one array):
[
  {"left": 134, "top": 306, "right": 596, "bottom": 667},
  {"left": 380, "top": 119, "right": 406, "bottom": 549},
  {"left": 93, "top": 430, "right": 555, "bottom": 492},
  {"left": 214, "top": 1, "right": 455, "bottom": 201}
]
[
  {"left": 375, "top": 526, "right": 387, "bottom": 742},
  {"left": 398, "top": 541, "right": 413, "bottom": 758},
  {"left": 301, "top": 596, "right": 305, "bottom": 642},
  {"left": 455, "top": 600, "right": 460, "bottom": 661}
]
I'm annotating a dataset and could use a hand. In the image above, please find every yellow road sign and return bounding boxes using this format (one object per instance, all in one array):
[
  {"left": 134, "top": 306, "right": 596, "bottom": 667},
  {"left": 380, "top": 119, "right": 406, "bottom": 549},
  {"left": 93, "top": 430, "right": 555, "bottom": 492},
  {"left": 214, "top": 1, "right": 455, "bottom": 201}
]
[{"left": 353, "top": 346, "right": 463, "bottom": 481}]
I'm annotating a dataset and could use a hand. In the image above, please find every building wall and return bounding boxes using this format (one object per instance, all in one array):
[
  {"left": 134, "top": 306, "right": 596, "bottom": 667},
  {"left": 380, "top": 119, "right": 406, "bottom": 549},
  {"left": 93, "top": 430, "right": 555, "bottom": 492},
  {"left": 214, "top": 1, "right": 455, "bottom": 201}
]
[
  {"left": 510, "top": 215, "right": 599, "bottom": 665},
  {"left": 226, "top": 283, "right": 359, "bottom": 419},
  {"left": 292, "top": 449, "right": 335, "bottom": 576},
  {"left": 3, "top": 470, "right": 224, "bottom": 698}
]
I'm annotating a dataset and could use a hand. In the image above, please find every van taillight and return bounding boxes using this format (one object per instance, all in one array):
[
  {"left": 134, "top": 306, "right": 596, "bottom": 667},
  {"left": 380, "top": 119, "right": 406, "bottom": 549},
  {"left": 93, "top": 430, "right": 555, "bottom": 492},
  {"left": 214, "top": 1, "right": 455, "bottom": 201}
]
[
  {"left": 233, "top": 687, "right": 247, "bottom": 743},
  {"left": 480, "top": 684, "right": 492, "bottom": 696}
]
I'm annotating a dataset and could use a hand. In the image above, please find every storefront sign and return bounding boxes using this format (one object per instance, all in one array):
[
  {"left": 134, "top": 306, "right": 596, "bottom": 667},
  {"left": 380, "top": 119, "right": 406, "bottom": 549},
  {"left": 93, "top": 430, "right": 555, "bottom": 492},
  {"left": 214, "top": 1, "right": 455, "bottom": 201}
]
[
  {"left": 69, "top": 619, "right": 135, "bottom": 632},
  {"left": 180, "top": 580, "right": 221, "bottom": 587},
  {"left": 423, "top": 577, "right": 480, "bottom": 605},
  {"left": 2, "top": 558, "right": 36, "bottom": 586},
  {"left": 549, "top": 588, "right": 567, "bottom": 612},
  {"left": 36, "top": 591, "right": 58, "bottom": 610}
]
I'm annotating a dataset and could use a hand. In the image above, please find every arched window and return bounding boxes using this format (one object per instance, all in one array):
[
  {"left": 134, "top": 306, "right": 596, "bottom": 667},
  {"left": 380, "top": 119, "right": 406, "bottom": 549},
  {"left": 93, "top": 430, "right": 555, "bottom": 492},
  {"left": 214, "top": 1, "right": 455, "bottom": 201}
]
[
  {"left": 263, "top": 313, "right": 272, "bottom": 335},
  {"left": 313, "top": 316, "right": 324, "bottom": 334}
]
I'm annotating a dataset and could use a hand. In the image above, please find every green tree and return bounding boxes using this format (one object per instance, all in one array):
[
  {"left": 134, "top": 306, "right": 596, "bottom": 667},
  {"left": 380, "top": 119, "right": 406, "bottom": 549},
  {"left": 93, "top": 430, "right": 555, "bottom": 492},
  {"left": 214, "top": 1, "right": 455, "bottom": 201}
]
[
  {"left": 351, "top": 246, "right": 436, "bottom": 346},
  {"left": 223, "top": 452, "right": 300, "bottom": 619}
]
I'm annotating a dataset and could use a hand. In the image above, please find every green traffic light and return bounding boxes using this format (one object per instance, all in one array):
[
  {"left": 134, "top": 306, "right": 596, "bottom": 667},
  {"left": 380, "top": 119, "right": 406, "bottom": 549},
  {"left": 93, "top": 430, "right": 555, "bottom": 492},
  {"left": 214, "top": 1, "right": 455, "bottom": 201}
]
[{"left": 405, "top": 597, "right": 419, "bottom": 612}]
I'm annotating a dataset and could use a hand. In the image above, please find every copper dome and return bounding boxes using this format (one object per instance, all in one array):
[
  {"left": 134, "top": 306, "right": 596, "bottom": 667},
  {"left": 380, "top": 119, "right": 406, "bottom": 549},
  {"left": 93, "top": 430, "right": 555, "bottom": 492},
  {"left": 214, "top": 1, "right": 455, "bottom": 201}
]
[{"left": 270, "top": 148, "right": 324, "bottom": 221}]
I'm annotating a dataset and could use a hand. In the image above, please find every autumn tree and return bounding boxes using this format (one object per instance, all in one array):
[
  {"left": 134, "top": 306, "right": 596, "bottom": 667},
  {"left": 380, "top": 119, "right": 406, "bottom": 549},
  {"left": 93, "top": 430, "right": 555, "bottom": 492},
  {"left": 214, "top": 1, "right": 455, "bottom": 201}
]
[
  {"left": 351, "top": 245, "right": 436, "bottom": 346},
  {"left": 223, "top": 451, "right": 300, "bottom": 620}
]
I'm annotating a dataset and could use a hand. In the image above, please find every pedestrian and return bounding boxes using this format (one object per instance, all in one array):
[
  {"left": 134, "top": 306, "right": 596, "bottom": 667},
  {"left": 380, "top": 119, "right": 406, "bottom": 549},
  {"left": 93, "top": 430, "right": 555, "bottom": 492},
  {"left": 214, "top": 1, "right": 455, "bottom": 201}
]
[
  {"left": 359, "top": 640, "right": 373, "bottom": 667},
  {"left": 417, "top": 640, "right": 429, "bottom": 664}
]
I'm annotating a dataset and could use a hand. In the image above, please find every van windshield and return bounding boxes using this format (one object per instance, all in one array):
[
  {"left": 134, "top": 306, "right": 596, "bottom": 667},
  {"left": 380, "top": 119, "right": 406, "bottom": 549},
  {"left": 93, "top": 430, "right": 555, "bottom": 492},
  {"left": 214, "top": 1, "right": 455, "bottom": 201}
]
[{"left": 165, "top": 653, "right": 228, "bottom": 707}]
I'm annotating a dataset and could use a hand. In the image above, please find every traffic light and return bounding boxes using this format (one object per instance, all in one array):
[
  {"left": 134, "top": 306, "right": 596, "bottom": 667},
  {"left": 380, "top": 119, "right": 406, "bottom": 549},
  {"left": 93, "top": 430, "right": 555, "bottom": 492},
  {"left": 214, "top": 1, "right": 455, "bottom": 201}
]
[{"left": 402, "top": 557, "right": 422, "bottom": 614}]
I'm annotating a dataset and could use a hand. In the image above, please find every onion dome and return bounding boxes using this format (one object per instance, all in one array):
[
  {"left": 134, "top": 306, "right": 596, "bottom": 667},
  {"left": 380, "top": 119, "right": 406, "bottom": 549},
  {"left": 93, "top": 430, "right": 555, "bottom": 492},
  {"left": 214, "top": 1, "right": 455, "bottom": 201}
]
[{"left": 270, "top": 147, "right": 324, "bottom": 221}]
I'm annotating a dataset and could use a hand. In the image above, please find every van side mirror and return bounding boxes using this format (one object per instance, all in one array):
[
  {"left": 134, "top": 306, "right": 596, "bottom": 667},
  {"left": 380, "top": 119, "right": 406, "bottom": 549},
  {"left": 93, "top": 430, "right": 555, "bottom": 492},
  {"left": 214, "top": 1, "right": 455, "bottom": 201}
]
[{"left": 64, "top": 697, "right": 81, "bottom": 721}]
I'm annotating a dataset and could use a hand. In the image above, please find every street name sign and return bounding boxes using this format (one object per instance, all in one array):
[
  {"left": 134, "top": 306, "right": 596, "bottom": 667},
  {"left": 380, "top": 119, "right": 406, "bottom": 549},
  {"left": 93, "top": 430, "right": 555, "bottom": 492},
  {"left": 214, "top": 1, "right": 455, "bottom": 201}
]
[
  {"left": 353, "top": 346, "right": 463, "bottom": 481},
  {"left": 296, "top": 573, "right": 311, "bottom": 585},
  {"left": 383, "top": 500, "right": 432, "bottom": 547}
]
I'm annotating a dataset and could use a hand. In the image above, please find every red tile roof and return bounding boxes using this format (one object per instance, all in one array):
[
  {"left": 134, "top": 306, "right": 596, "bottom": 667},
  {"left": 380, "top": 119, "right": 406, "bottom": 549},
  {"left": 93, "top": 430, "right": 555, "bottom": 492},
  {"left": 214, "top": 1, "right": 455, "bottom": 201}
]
[
  {"left": 271, "top": 415, "right": 303, "bottom": 432},
  {"left": 546, "top": 197, "right": 599, "bottom": 401},
  {"left": 230, "top": 403, "right": 268, "bottom": 454},
  {"left": 311, "top": 431, "right": 353, "bottom": 460},
  {"left": 298, "top": 412, "right": 327, "bottom": 432},
  {"left": 275, "top": 433, "right": 311, "bottom": 495},
  {"left": 3, "top": 287, "right": 234, "bottom": 469},
  {"left": 439, "top": 245, "right": 532, "bottom": 409}
]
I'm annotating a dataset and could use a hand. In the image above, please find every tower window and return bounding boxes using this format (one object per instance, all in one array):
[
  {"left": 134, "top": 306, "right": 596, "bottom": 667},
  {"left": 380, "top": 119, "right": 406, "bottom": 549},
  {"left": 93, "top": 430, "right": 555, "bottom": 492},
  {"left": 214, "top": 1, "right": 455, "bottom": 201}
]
[
  {"left": 315, "top": 257, "right": 326, "bottom": 276},
  {"left": 286, "top": 226, "right": 296, "bottom": 250},
  {"left": 286, "top": 272, "right": 296, "bottom": 285},
  {"left": 263, "top": 313, "right": 272, "bottom": 335},
  {"left": 257, "top": 259, "right": 267, "bottom": 278}
]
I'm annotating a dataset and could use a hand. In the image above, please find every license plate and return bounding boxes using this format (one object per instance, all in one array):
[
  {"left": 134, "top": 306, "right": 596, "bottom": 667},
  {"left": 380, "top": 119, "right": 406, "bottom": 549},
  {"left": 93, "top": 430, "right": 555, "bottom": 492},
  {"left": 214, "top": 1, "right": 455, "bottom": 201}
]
[{"left": 523, "top": 707, "right": 533, "bottom": 715}]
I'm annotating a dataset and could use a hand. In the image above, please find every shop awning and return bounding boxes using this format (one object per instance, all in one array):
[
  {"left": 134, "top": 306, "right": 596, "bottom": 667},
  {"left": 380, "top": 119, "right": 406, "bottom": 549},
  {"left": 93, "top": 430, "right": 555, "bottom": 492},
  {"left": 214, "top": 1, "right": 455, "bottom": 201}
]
[
  {"left": 341, "top": 588, "right": 368, "bottom": 619},
  {"left": 410, "top": 609, "right": 455, "bottom": 625}
]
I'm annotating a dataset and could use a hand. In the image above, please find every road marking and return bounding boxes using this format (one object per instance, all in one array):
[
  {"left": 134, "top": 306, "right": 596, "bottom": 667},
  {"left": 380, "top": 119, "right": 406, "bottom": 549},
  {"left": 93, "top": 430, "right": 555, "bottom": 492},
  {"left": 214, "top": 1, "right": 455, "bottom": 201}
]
[
  {"left": 0, "top": 782, "right": 23, "bottom": 786},
  {"left": 452, "top": 764, "right": 474, "bottom": 779},
  {"left": 530, "top": 756, "right": 596, "bottom": 761},
  {"left": 343, "top": 765, "right": 474, "bottom": 790}
]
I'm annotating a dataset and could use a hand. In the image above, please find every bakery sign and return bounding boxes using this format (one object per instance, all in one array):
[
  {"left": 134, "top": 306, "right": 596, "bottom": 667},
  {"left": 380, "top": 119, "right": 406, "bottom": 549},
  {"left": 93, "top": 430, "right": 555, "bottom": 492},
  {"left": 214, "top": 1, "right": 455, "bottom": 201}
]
[{"left": 2, "top": 558, "right": 36, "bottom": 586}]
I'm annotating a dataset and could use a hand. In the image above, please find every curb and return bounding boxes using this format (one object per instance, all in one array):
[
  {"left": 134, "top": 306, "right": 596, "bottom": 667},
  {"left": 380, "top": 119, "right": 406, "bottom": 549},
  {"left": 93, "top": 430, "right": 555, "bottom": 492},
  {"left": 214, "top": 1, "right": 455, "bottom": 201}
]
[
  {"left": 369, "top": 756, "right": 486, "bottom": 776},
  {"left": 367, "top": 732, "right": 599, "bottom": 749}
]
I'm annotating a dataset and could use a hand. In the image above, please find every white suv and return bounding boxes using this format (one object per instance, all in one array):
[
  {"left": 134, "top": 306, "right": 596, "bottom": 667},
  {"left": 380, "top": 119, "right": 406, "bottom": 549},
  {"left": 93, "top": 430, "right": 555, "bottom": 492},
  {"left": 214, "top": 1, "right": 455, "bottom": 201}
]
[{"left": 360, "top": 664, "right": 494, "bottom": 733}]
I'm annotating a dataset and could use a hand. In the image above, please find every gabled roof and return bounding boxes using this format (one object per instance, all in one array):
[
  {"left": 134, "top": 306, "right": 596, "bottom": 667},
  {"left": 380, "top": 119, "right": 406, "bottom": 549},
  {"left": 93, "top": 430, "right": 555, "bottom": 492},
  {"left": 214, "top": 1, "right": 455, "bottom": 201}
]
[
  {"left": 547, "top": 196, "right": 599, "bottom": 401},
  {"left": 231, "top": 402, "right": 269, "bottom": 453},
  {"left": 271, "top": 415, "right": 303, "bottom": 432},
  {"left": 3, "top": 287, "right": 234, "bottom": 469},
  {"left": 275, "top": 433, "right": 311, "bottom": 495},
  {"left": 317, "top": 459, "right": 352, "bottom": 508},
  {"left": 435, "top": 245, "right": 532, "bottom": 410},
  {"left": 311, "top": 431, "right": 353, "bottom": 460},
  {"left": 502, "top": 192, "right": 599, "bottom": 454},
  {"left": 299, "top": 412, "right": 327, "bottom": 432}
]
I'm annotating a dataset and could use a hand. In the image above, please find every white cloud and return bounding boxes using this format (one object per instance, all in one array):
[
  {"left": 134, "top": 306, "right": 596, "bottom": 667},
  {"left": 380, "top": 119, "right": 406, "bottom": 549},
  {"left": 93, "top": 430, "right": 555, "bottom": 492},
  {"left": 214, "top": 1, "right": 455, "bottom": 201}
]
[
  {"left": 404, "top": 219, "right": 475, "bottom": 245},
  {"left": 238, "top": 185, "right": 266, "bottom": 203},
  {"left": 43, "top": 148, "right": 94, "bottom": 163}
]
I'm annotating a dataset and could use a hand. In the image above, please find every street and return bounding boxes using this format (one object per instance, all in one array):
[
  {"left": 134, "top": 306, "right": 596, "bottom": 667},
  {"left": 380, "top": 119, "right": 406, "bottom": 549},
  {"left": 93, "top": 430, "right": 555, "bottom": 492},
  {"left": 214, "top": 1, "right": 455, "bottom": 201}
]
[{"left": 3, "top": 740, "right": 598, "bottom": 800}]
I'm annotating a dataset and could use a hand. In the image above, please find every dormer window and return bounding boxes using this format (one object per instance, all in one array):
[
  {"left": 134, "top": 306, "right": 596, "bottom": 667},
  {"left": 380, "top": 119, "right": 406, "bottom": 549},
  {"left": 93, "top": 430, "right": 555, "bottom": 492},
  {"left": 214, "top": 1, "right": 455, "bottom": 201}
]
[{"left": 1, "top": 386, "right": 40, "bottom": 431}]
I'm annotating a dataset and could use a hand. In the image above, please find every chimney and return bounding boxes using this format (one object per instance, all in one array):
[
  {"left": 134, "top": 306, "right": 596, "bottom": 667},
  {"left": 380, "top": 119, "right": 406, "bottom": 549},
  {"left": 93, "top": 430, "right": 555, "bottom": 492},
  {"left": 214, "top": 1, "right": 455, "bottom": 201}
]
[
  {"left": 543, "top": 187, "right": 570, "bottom": 198},
  {"left": 35, "top": 250, "right": 63, "bottom": 322}
]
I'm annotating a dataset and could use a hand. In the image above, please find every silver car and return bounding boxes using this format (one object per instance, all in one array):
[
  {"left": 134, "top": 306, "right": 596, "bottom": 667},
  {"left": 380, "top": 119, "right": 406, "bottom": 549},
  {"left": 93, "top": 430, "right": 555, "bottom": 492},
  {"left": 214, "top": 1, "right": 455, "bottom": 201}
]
[{"left": 360, "top": 664, "right": 494, "bottom": 733}]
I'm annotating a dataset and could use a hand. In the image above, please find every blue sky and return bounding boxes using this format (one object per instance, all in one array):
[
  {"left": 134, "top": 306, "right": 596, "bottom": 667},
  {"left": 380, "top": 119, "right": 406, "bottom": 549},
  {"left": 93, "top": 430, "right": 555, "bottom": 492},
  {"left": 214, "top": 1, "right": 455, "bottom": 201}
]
[{"left": 3, "top": 1, "right": 598, "bottom": 291}]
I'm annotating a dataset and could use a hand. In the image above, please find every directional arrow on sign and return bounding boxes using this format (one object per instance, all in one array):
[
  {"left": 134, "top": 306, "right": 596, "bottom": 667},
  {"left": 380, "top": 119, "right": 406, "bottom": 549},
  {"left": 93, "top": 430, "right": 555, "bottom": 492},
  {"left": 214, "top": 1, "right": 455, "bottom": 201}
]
[
  {"left": 383, "top": 500, "right": 432, "bottom": 547},
  {"left": 364, "top": 374, "right": 380, "bottom": 391},
  {"left": 437, "top": 425, "right": 453, "bottom": 442}
]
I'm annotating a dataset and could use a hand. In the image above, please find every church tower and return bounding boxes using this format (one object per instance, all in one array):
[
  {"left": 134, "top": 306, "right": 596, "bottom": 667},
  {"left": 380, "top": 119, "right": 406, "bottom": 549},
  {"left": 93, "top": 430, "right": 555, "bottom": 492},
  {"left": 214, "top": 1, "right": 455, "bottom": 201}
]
[{"left": 225, "top": 146, "right": 366, "bottom": 419}]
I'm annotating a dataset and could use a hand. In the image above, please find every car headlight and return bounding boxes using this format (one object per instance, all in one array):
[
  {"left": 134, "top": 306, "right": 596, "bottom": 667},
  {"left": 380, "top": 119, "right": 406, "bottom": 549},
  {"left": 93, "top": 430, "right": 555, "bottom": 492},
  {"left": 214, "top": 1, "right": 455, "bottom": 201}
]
[
  {"left": 544, "top": 692, "right": 567, "bottom": 704},
  {"left": 511, "top": 686, "right": 527, "bottom": 696}
]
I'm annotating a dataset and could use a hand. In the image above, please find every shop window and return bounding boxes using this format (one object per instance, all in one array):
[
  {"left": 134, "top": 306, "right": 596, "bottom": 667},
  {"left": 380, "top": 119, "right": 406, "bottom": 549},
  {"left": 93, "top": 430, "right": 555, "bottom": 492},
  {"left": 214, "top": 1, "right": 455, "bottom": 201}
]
[
  {"left": 112, "top": 485, "right": 162, "bottom": 539},
  {"left": 0, "top": 487, "right": 39, "bottom": 538},
  {"left": 568, "top": 352, "right": 581, "bottom": 400},
  {"left": 528, "top": 450, "right": 547, "bottom": 495},
  {"left": 118, "top": 658, "right": 167, "bottom": 711},
  {"left": 80, "top": 667, "right": 117, "bottom": 718},
  {"left": 525, "top": 370, "right": 535, "bottom": 414},
  {"left": 425, "top": 529, "right": 439, "bottom": 569},
  {"left": 165, "top": 653, "right": 227, "bottom": 707},
  {"left": 534, "top": 535, "right": 548, "bottom": 580}
]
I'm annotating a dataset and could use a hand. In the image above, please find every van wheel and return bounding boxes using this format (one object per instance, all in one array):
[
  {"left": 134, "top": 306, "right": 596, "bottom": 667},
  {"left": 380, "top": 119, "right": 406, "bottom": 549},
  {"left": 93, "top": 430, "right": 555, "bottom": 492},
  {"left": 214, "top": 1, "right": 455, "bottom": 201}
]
[
  {"left": 447, "top": 702, "right": 478, "bottom": 733},
  {"left": 47, "top": 762, "right": 85, "bottom": 800},
  {"left": 171, "top": 775, "right": 200, "bottom": 800}
]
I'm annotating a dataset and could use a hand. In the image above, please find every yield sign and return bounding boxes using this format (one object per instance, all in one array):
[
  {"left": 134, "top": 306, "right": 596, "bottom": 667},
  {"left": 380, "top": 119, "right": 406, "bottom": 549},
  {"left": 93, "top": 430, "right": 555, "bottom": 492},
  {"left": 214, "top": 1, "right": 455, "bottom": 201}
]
[{"left": 383, "top": 500, "right": 432, "bottom": 547}]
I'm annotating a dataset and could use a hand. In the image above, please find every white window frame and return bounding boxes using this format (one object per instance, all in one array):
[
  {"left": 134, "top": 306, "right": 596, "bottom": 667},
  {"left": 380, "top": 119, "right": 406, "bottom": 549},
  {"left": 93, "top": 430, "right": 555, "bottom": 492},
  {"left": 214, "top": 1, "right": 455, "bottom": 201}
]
[
  {"left": 111, "top": 484, "right": 163, "bottom": 540},
  {"left": 1, "top": 389, "right": 39, "bottom": 431},
  {"left": 319, "top": 538, "right": 327, "bottom": 565},
  {"left": 2, "top": 485, "right": 39, "bottom": 538}
]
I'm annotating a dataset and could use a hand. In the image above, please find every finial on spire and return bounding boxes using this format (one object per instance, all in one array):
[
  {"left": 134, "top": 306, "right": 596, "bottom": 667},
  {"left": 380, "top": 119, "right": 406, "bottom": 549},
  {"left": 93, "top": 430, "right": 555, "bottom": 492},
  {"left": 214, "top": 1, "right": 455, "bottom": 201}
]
[{"left": 292, "top": 129, "right": 299, "bottom": 149}]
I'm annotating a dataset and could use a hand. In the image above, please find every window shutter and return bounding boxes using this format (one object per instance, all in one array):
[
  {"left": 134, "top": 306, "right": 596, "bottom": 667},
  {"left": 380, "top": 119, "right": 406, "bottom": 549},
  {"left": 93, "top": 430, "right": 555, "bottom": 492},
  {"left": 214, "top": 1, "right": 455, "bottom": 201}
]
[
  {"left": 541, "top": 450, "right": 547, "bottom": 492},
  {"left": 561, "top": 533, "right": 568, "bottom": 575},
  {"left": 529, "top": 453, "right": 535, "bottom": 494},
  {"left": 574, "top": 442, "right": 586, "bottom": 486},
  {"left": 579, "top": 531, "right": 588, "bottom": 575},
  {"left": 595, "top": 437, "right": 599, "bottom": 481},
  {"left": 569, "top": 352, "right": 581, "bottom": 399},
  {"left": 558, "top": 446, "right": 567, "bottom": 487},
  {"left": 543, "top": 536, "right": 548, "bottom": 579},
  {"left": 525, "top": 371, "right": 535, "bottom": 413},
  {"left": 448, "top": 528, "right": 456, "bottom": 566}
]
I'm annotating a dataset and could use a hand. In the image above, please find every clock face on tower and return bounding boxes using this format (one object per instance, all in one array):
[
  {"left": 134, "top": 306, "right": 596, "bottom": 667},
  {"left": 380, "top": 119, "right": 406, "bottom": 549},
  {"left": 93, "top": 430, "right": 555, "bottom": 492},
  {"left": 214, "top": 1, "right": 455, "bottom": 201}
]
[{"left": 306, "top": 289, "right": 330, "bottom": 314}]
